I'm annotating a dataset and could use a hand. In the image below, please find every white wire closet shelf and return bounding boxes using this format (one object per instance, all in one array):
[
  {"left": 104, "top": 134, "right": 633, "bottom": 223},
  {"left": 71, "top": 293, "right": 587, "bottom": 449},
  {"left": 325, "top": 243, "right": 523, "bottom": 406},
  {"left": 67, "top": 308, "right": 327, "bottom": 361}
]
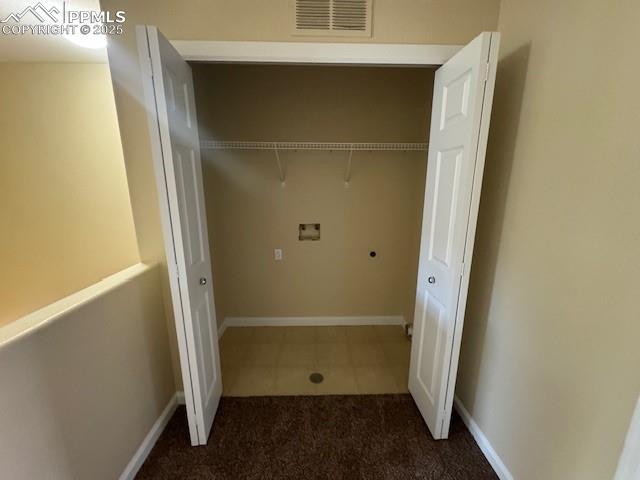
[
  {"left": 200, "top": 141, "right": 428, "bottom": 151},
  {"left": 200, "top": 141, "right": 429, "bottom": 186}
]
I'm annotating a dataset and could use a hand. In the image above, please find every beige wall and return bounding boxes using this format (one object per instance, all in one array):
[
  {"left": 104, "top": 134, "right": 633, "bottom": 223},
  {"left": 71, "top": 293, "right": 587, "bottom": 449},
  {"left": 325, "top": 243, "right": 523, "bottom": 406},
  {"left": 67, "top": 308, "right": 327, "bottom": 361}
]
[
  {"left": 192, "top": 64, "right": 430, "bottom": 324},
  {"left": 0, "top": 63, "right": 139, "bottom": 326},
  {"left": 104, "top": 0, "right": 500, "bottom": 45},
  {"left": 456, "top": 0, "right": 640, "bottom": 478},
  {"left": 0, "top": 264, "right": 175, "bottom": 480}
]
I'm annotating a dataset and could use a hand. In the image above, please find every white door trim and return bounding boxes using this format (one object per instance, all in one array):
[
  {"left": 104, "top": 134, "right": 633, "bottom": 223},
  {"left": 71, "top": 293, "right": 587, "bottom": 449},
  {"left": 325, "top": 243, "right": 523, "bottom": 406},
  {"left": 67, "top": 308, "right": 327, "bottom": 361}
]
[{"left": 170, "top": 40, "right": 462, "bottom": 66}]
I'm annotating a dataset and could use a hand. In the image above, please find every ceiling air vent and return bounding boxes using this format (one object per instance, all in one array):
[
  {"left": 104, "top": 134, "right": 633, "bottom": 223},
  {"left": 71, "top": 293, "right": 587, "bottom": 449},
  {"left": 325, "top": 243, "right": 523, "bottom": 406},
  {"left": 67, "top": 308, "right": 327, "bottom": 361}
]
[{"left": 293, "top": 0, "right": 372, "bottom": 37}]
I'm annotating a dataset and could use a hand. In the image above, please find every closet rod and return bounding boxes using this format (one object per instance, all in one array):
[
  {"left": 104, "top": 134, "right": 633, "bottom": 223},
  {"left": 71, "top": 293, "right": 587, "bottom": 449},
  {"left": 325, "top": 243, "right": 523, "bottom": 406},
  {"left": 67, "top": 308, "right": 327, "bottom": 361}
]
[{"left": 200, "top": 141, "right": 428, "bottom": 151}]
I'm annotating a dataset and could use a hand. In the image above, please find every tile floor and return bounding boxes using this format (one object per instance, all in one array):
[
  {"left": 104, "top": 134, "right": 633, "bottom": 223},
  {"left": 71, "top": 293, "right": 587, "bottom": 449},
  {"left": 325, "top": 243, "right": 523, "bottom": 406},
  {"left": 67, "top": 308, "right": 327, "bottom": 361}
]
[{"left": 219, "top": 325, "right": 411, "bottom": 396}]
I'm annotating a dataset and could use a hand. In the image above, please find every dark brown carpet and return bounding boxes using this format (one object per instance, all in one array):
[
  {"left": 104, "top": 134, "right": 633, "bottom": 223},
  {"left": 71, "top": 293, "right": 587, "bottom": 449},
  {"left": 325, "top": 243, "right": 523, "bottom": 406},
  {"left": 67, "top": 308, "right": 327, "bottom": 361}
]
[{"left": 136, "top": 394, "right": 497, "bottom": 480}]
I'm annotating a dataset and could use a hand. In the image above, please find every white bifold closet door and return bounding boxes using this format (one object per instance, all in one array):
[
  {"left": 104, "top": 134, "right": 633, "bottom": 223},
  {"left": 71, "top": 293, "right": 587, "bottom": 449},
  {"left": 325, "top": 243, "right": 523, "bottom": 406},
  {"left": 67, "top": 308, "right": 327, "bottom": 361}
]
[
  {"left": 137, "top": 25, "right": 222, "bottom": 446},
  {"left": 409, "top": 32, "right": 500, "bottom": 439}
]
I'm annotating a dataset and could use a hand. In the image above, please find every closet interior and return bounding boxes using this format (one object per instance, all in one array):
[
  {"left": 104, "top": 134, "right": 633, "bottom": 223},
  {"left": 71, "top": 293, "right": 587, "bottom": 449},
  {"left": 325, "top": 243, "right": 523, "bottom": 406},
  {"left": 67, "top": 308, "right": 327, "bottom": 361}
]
[{"left": 190, "top": 63, "right": 435, "bottom": 396}]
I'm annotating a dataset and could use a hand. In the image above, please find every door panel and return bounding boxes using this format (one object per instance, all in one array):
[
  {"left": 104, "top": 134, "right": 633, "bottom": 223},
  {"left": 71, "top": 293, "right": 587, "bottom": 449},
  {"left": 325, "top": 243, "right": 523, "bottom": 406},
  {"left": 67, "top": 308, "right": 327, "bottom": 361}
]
[
  {"left": 415, "top": 291, "right": 447, "bottom": 404},
  {"left": 175, "top": 149, "right": 206, "bottom": 268},
  {"left": 429, "top": 148, "right": 462, "bottom": 269},
  {"left": 140, "top": 26, "right": 222, "bottom": 446},
  {"left": 409, "top": 32, "right": 500, "bottom": 439},
  {"left": 440, "top": 69, "right": 472, "bottom": 129},
  {"left": 194, "top": 293, "right": 216, "bottom": 404}
]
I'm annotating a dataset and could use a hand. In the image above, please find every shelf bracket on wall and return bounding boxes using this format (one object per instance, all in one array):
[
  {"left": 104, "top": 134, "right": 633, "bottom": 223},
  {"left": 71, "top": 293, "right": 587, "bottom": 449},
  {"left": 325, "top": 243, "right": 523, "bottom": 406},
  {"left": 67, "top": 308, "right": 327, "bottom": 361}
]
[
  {"left": 344, "top": 147, "right": 354, "bottom": 187},
  {"left": 273, "top": 145, "right": 285, "bottom": 187}
]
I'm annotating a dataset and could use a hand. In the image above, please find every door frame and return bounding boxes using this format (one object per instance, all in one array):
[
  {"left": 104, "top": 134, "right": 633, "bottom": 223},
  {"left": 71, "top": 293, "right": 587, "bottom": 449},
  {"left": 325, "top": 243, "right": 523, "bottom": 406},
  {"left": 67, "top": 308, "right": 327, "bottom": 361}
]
[
  {"left": 134, "top": 31, "right": 497, "bottom": 439},
  {"left": 170, "top": 40, "right": 462, "bottom": 65}
]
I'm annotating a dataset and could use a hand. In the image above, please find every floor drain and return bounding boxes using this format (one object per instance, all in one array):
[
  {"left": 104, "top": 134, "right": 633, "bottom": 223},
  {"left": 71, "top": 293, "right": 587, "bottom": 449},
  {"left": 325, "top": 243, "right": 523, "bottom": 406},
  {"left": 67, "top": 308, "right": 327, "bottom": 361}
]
[{"left": 309, "top": 372, "right": 324, "bottom": 384}]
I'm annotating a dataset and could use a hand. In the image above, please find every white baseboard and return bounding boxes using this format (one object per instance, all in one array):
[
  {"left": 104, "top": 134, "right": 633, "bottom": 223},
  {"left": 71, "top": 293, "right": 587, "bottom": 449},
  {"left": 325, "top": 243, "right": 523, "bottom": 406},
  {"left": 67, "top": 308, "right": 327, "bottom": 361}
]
[
  {"left": 219, "top": 315, "right": 404, "bottom": 337},
  {"left": 176, "top": 390, "right": 185, "bottom": 405},
  {"left": 119, "top": 392, "right": 181, "bottom": 480},
  {"left": 217, "top": 320, "right": 227, "bottom": 339},
  {"left": 454, "top": 396, "right": 514, "bottom": 480}
]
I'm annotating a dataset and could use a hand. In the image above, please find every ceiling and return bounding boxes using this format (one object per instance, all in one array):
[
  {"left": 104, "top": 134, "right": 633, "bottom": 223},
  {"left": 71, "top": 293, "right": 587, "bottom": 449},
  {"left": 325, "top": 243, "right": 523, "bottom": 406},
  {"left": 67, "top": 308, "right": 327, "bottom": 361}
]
[{"left": 0, "top": 0, "right": 108, "bottom": 62}]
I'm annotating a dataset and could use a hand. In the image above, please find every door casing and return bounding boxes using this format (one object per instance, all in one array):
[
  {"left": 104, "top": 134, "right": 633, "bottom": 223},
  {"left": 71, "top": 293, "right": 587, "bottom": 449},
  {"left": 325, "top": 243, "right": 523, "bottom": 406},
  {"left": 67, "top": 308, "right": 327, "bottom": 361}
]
[{"left": 131, "top": 30, "right": 498, "bottom": 442}]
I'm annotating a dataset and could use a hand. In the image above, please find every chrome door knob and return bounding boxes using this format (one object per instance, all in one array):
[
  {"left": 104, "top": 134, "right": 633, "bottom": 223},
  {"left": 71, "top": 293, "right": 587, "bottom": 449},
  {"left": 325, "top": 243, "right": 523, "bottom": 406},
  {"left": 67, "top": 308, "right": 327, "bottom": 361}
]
[
  {"left": 427, "top": 276, "right": 436, "bottom": 284},
  {"left": 199, "top": 277, "right": 207, "bottom": 285}
]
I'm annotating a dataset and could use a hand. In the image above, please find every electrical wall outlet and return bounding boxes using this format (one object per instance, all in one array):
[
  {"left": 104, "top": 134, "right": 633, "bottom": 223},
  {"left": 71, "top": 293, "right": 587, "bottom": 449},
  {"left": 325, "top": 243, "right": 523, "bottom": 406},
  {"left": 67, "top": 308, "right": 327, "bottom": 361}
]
[{"left": 274, "top": 248, "right": 283, "bottom": 261}]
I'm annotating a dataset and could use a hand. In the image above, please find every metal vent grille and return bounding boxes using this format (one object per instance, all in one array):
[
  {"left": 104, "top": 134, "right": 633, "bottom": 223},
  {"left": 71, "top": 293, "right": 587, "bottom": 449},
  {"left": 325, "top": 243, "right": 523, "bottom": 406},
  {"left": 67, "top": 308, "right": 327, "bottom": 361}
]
[
  {"left": 295, "top": 0, "right": 331, "bottom": 30},
  {"left": 293, "top": 0, "right": 372, "bottom": 37},
  {"left": 332, "top": 0, "right": 368, "bottom": 31}
]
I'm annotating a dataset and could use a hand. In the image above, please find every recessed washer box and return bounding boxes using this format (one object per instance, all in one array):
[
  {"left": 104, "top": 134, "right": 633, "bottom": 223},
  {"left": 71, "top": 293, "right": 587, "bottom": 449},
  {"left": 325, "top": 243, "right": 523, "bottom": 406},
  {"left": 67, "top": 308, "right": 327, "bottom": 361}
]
[{"left": 299, "top": 223, "right": 320, "bottom": 241}]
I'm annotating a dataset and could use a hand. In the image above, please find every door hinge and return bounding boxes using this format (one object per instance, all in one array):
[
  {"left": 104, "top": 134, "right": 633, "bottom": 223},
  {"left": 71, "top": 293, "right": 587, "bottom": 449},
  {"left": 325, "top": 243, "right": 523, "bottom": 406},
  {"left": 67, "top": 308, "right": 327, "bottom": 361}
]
[
  {"left": 460, "top": 261, "right": 465, "bottom": 277},
  {"left": 483, "top": 62, "right": 490, "bottom": 83}
]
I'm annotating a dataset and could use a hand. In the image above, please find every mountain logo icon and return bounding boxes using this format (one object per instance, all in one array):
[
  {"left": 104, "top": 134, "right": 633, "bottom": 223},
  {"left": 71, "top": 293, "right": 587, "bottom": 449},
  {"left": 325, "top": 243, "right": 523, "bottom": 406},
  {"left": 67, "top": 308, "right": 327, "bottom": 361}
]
[{"left": 1, "top": 2, "right": 61, "bottom": 23}]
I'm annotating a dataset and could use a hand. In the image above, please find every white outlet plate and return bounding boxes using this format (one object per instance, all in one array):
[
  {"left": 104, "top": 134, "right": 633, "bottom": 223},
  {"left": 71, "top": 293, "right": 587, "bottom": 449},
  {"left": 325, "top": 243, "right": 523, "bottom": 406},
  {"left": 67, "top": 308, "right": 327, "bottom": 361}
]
[{"left": 274, "top": 249, "right": 283, "bottom": 261}]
